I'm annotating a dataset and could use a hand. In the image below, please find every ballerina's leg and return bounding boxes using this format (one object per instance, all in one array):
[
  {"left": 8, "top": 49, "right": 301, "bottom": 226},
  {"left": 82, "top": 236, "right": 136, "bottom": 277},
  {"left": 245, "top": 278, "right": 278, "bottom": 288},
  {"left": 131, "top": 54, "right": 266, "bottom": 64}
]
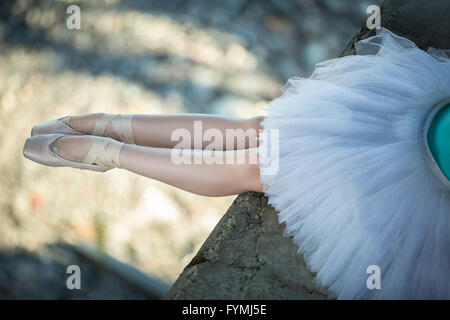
[
  {"left": 119, "top": 144, "right": 263, "bottom": 196},
  {"left": 55, "top": 135, "right": 263, "bottom": 196},
  {"left": 67, "top": 113, "right": 264, "bottom": 150}
]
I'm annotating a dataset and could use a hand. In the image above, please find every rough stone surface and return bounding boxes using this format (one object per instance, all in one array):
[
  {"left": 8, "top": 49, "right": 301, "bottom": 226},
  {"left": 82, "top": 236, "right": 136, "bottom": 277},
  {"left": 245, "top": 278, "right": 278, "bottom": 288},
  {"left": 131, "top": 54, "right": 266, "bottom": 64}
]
[
  {"left": 166, "top": 0, "right": 450, "bottom": 300},
  {"left": 342, "top": 0, "right": 450, "bottom": 57},
  {"left": 165, "top": 192, "right": 329, "bottom": 299}
]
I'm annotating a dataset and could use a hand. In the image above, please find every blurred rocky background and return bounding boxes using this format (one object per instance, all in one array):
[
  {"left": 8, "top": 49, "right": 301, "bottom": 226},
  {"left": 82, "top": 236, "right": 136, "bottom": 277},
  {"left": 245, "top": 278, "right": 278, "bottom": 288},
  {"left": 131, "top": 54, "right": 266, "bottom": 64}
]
[{"left": 0, "top": 0, "right": 380, "bottom": 299}]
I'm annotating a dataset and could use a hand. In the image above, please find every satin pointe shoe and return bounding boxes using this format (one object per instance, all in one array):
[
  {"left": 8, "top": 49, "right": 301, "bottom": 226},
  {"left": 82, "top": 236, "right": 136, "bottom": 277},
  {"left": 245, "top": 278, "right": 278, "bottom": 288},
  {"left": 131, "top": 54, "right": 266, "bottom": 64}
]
[
  {"left": 31, "top": 116, "right": 83, "bottom": 136},
  {"left": 31, "top": 114, "right": 135, "bottom": 145},
  {"left": 23, "top": 134, "right": 124, "bottom": 172}
]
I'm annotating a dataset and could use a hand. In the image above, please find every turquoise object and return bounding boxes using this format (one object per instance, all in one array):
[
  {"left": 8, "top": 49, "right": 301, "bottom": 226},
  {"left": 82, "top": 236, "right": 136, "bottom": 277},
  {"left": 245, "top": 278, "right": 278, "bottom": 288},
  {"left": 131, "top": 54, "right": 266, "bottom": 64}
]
[{"left": 427, "top": 103, "right": 450, "bottom": 180}]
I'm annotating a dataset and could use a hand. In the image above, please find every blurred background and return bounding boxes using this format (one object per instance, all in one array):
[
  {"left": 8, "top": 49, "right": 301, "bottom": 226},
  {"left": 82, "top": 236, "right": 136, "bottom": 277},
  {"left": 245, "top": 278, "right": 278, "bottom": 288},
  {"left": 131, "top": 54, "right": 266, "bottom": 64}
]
[{"left": 0, "top": 0, "right": 381, "bottom": 299}]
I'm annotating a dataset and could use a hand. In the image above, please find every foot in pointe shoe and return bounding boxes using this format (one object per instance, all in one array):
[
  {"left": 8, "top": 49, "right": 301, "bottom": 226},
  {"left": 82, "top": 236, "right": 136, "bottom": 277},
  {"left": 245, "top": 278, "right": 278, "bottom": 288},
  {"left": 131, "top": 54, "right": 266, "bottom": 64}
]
[
  {"left": 23, "top": 134, "right": 124, "bottom": 172},
  {"left": 31, "top": 114, "right": 135, "bottom": 145}
]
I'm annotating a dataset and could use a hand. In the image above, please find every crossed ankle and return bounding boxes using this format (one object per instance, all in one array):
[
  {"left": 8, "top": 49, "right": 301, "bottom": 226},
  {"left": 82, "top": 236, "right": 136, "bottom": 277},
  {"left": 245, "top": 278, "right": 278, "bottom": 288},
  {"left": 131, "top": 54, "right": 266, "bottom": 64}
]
[
  {"left": 65, "top": 113, "right": 134, "bottom": 145},
  {"left": 54, "top": 135, "right": 124, "bottom": 169}
]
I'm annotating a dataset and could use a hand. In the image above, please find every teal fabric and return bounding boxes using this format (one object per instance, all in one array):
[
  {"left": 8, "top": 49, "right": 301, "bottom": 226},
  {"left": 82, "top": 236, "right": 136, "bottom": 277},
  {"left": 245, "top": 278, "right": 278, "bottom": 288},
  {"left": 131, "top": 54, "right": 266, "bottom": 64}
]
[{"left": 427, "top": 103, "right": 450, "bottom": 180}]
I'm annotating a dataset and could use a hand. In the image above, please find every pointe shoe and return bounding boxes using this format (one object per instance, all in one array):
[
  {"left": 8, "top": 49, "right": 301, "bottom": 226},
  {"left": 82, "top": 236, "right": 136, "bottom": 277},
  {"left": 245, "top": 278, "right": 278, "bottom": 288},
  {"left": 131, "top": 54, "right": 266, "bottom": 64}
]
[
  {"left": 31, "top": 114, "right": 135, "bottom": 145},
  {"left": 23, "top": 134, "right": 124, "bottom": 172},
  {"left": 31, "top": 116, "right": 83, "bottom": 136}
]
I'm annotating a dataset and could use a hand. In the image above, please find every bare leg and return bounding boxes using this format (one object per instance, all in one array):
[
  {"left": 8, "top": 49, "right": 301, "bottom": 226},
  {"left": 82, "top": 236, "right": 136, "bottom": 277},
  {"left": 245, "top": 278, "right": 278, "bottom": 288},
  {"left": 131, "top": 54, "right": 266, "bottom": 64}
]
[
  {"left": 67, "top": 113, "right": 264, "bottom": 150},
  {"left": 120, "top": 144, "right": 262, "bottom": 196},
  {"left": 56, "top": 136, "right": 263, "bottom": 196}
]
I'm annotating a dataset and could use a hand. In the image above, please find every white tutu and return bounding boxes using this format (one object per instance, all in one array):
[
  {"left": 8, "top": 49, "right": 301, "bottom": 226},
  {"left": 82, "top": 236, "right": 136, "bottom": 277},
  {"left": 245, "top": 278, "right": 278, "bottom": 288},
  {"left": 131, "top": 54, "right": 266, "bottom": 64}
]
[{"left": 258, "top": 28, "right": 450, "bottom": 299}]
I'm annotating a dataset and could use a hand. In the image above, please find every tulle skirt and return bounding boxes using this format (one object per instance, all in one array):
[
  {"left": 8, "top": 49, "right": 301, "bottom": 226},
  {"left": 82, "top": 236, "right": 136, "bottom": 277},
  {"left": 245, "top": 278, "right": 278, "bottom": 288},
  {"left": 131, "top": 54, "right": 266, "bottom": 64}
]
[{"left": 258, "top": 28, "right": 450, "bottom": 299}]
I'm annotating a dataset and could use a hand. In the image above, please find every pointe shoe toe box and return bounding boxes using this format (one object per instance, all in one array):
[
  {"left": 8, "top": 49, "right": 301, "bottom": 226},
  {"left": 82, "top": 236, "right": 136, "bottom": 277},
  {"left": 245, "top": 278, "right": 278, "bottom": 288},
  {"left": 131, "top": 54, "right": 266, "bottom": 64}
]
[
  {"left": 31, "top": 118, "right": 82, "bottom": 136},
  {"left": 23, "top": 134, "right": 64, "bottom": 167}
]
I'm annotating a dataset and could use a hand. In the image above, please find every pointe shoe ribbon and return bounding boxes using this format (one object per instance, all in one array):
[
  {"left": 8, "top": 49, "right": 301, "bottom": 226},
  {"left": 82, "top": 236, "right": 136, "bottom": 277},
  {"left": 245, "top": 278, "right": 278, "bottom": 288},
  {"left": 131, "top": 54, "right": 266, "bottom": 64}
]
[
  {"left": 93, "top": 114, "right": 135, "bottom": 145},
  {"left": 82, "top": 136, "right": 124, "bottom": 169}
]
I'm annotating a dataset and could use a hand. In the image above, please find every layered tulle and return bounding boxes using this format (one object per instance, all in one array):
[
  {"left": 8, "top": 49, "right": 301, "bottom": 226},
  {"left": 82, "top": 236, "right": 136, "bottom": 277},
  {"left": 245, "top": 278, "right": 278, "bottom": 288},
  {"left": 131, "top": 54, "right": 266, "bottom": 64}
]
[{"left": 258, "top": 28, "right": 450, "bottom": 299}]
